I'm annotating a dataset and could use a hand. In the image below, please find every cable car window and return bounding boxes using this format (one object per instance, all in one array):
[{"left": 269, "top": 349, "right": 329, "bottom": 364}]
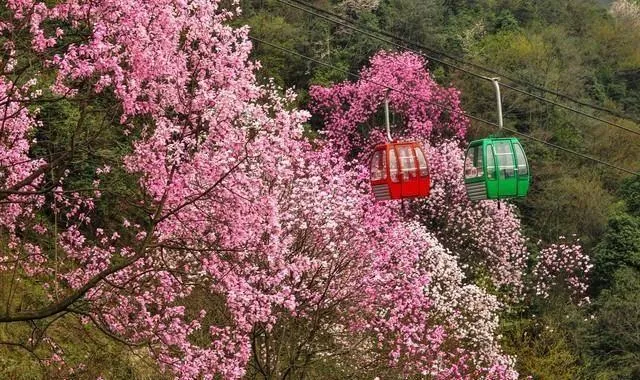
[
  {"left": 495, "top": 141, "right": 515, "bottom": 178},
  {"left": 513, "top": 143, "right": 528, "bottom": 176},
  {"left": 415, "top": 147, "right": 429, "bottom": 177},
  {"left": 486, "top": 145, "right": 496, "bottom": 179},
  {"left": 389, "top": 148, "right": 399, "bottom": 183},
  {"left": 370, "top": 150, "right": 387, "bottom": 181},
  {"left": 397, "top": 145, "right": 417, "bottom": 178},
  {"left": 464, "top": 145, "right": 483, "bottom": 179}
]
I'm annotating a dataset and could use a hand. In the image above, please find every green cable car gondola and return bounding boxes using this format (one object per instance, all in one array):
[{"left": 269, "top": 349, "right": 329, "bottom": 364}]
[
  {"left": 464, "top": 78, "right": 531, "bottom": 201},
  {"left": 464, "top": 137, "right": 530, "bottom": 201}
]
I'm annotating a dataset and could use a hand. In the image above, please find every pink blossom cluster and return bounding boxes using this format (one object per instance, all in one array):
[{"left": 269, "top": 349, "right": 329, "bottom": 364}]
[
  {"left": 310, "top": 50, "right": 468, "bottom": 156},
  {"left": 532, "top": 238, "right": 592, "bottom": 304},
  {"left": 0, "top": 50, "right": 45, "bottom": 239}
]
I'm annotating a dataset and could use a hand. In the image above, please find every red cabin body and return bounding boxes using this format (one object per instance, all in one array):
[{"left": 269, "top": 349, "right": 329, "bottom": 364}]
[{"left": 369, "top": 141, "right": 431, "bottom": 200}]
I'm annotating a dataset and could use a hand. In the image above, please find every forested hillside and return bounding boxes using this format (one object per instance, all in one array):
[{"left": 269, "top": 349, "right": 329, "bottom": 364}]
[{"left": 0, "top": 0, "right": 638, "bottom": 379}]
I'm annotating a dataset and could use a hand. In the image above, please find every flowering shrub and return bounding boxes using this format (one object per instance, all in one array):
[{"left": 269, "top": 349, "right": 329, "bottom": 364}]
[
  {"left": 611, "top": 0, "right": 640, "bottom": 26},
  {"left": 533, "top": 238, "right": 592, "bottom": 304}
]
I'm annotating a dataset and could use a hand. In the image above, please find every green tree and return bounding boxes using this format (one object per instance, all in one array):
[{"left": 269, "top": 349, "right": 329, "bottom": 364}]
[
  {"left": 585, "top": 267, "right": 640, "bottom": 379},
  {"left": 592, "top": 214, "right": 640, "bottom": 289},
  {"left": 620, "top": 177, "right": 640, "bottom": 217}
]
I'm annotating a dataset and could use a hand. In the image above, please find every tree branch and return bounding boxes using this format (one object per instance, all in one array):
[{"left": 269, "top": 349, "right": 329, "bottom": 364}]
[{"left": 0, "top": 152, "right": 69, "bottom": 201}]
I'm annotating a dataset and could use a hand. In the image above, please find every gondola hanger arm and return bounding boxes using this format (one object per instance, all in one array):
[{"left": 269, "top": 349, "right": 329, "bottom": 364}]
[
  {"left": 489, "top": 77, "right": 503, "bottom": 129},
  {"left": 384, "top": 89, "right": 392, "bottom": 142}
]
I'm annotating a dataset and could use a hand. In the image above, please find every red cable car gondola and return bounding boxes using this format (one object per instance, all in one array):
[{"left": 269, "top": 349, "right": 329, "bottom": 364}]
[
  {"left": 370, "top": 141, "right": 430, "bottom": 200},
  {"left": 369, "top": 92, "right": 431, "bottom": 201}
]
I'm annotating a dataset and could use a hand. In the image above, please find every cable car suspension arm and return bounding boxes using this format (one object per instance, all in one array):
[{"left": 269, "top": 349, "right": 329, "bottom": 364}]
[
  {"left": 385, "top": 90, "right": 392, "bottom": 142},
  {"left": 491, "top": 78, "right": 503, "bottom": 129}
]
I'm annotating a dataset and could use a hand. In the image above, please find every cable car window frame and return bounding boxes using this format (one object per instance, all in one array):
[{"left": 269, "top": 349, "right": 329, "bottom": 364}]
[
  {"left": 464, "top": 145, "right": 484, "bottom": 179},
  {"left": 397, "top": 145, "right": 417, "bottom": 179},
  {"left": 388, "top": 147, "right": 400, "bottom": 183},
  {"left": 485, "top": 144, "right": 496, "bottom": 180},
  {"left": 494, "top": 141, "right": 516, "bottom": 179},
  {"left": 513, "top": 142, "right": 529, "bottom": 177},
  {"left": 415, "top": 146, "right": 429, "bottom": 177},
  {"left": 370, "top": 150, "right": 387, "bottom": 181}
]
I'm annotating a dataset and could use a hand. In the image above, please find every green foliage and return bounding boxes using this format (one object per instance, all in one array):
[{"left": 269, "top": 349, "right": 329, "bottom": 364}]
[
  {"left": 377, "top": 0, "right": 448, "bottom": 50},
  {"left": 246, "top": 13, "right": 308, "bottom": 88},
  {"left": 619, "top": 176, "right": 640, "bottom": 217},
  {"left": 593, "top": 214, "right": 640, "bottom": 288},
  {"left": 524, "top": 172, "right": 613, "bottom": 247},
  {"left": 501, "top": 300, "right": 584, "bottom": 379},
  {"left": 0, "top": 271, "right": 165, "bottom": 379},
  {"left": 584, "top": 267, "right": 640, "bottom": 379}
]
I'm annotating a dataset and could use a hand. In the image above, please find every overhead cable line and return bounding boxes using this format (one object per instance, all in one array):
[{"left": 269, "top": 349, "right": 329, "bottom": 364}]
[
  {"left": 275, "top": 0, "right": 640, "bottom": 137},
  {"left": 249, "top": 36, "right": 640, "bottom": 177},
  {"left": 281, "top": 0, "right": 640, "bottom": 124},
  {"left": 497, "top": 81, "right": 640, "bottom": 135}
]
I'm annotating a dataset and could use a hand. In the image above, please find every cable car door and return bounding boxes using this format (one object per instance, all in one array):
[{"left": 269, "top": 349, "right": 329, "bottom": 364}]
[
  {"left": 494, "top": 140, "right": 517, "bottom": 198},
  {"left": 397, "top": 144, "right": 417, "bottom": 197},
  {"left": 484, "top": 143, "right": 499, "bottom": 198},
  {"left": 513, "top": 142, "right": 530, "bottom": 197}
]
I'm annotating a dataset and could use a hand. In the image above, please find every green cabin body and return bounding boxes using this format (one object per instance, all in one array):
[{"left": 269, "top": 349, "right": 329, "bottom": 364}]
[{"left": 464, "top": 137, "right": 530, "bottom": 201}]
